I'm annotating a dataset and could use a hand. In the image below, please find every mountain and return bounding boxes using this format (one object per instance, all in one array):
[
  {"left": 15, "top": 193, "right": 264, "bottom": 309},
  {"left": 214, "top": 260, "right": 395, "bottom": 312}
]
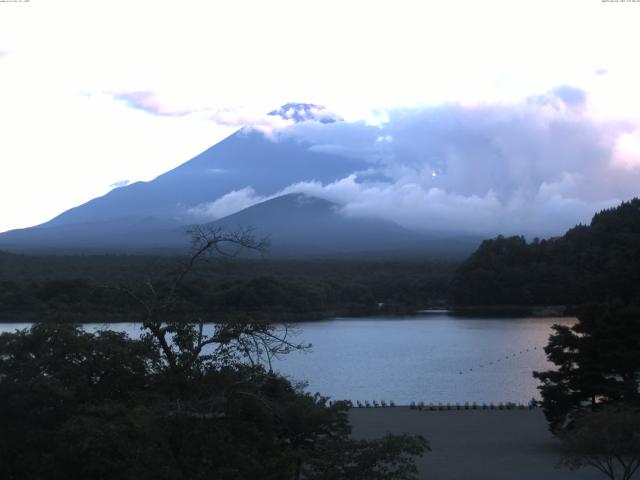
[
  {"left": 0, "top": 193, "right": 480, "bottom": 258},
  {"left": 44, "top": 104, "right": 364, "bottom": 228},
  {"left": 0, "top": 216, "right": 187, "bottom": 253},
  {"left": 0, "top": 103, "right": 480, "bottom": 257},
  {"left": 210, "top": 193, "right": 477, "bottom": 257}
]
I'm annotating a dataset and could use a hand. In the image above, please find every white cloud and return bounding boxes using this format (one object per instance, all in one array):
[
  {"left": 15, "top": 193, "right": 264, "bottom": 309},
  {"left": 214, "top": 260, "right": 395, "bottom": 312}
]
[
  {"left": 188, "top": 187, "right": 269, "bottom": 221},
  {"left": 109, "top": 180, "right": 131, "bottom": 189},
  {"left": 111, "top": 91, "right": 194, "bottom": 117},
  {"left": 612, "top": 130, "right": 640, "bottom": 170},
  {"left": 209, "top": 109, "right": 295, "bottom": 138},
  {"left": 192, "top": 90, "right": 640, "bottom": 237}
]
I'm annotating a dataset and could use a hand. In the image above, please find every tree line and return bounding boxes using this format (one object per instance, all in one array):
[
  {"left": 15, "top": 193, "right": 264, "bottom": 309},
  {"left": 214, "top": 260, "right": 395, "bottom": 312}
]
[
  {"left": 450, "top": 198, "right": 640, "bottom": 307},
  {"left": 0, "top": 253, "right": 455, "bottom": 322}
]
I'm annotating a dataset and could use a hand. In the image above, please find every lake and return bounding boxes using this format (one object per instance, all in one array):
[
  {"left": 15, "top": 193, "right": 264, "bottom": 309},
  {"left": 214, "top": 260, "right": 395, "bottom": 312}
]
[{"left": 0, "top": 312, "right": 573, "bottom": 405}]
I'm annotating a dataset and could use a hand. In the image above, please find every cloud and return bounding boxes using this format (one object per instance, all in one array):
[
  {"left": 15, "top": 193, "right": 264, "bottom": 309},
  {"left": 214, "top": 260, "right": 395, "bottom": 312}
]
[
  {"left": 525, "top": 85, "right": 588, "bottom": 112},
  {"left": 109, "top": 180, "right": 131, "bottom": 189},
  {"left": 209, "top": 104, "right": 341, "bottom": 138},
  {"left": 270, "top": 176, "right": 612, "bottom": 237},
  {"left": 550, "top": 85, "right": 587, "bottom": 108},
  {"left": 188, "top": 187, "right": 268, "bottom": 221},
  {"left": 190, "top": 87, "right": 640, "bottom": 238},
  {"left": 612, "top": 129, "right": 640, "bottom": 170},
  {"left": 270, "top": 103, "right": 342, "bottom": 123},
  {"left": 112, "top": 91, "right": 192, "bottom": 117},
  {"left": 210, "top": 108, "right": 294, "bottom": 137}
]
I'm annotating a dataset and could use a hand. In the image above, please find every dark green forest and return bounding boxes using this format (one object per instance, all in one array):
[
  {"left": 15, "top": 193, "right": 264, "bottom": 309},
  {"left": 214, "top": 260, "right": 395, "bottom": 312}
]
[
  {"left": 0, "top": 253, "right": 455, "bottom": 322},
  {"left": 451, "top": 198, "right": 640, "bottom": 308}
]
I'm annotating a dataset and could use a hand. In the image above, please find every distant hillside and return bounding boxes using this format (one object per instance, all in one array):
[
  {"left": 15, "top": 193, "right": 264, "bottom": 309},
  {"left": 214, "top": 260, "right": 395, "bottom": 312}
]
[
  {"left": 0, "top": 193, "right": 481, "bottom": 258},
  {"left": 210, "top": 193, "right": 479, "bottom": 258},
  {"left": 0, "top": 216, "right": 188, "bottom": 253},
  {"left": 450, "top": 198, "right": 640, "bottom": 307}
]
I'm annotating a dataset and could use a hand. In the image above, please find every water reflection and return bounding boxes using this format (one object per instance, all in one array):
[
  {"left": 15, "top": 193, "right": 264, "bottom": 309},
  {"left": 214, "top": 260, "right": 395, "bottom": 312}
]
[{"left": 0, "top": 314, "right": 574, "bottom": 404}]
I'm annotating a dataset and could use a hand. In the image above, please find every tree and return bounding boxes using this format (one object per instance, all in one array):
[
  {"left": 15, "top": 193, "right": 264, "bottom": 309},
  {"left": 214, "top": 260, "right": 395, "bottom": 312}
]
[
  {"left": 559, "top": 406, "right": 640, "bottom": 480},
  {"left": 301, "top": 433, "right": 429, "bottom": 480},
  {"left": 533, "top": 305, "right": 640, "bottom": 432},
  {"left": 0, "top": 324, "right": 159, "bottom": 480},
  {"left": 450, "top": 198, "right": 640, "bottom": 308},
  {"left": 0, "top": 225, "right": 429, "bottom": 479}
]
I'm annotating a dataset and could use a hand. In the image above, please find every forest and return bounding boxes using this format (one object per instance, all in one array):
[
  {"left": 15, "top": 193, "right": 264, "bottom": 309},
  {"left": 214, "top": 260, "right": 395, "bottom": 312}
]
[
  {"left": 450, "top": 198, "right": 640, "bottom": 308},
  {"left": 3, "top": 198, "right": 640, "bottom": 322},
  {"left": 0, "top": 251, "right": 455, "bottom": 322}
]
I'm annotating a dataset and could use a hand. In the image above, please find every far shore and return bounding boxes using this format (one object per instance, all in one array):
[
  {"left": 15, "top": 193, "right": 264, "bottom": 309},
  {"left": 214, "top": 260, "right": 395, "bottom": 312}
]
[
  {"left": 349, "top": 408, "right": 604, "bottom": 480},
  {"left": 448, "top": 305, "right": 572, "bottom": 318},
  {"left": 0, "top": 305, "right": 576, "bottom": 324}
]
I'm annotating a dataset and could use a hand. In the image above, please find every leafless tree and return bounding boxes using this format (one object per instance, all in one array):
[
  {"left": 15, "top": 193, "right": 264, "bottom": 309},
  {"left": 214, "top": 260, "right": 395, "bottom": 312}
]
[{"left": 121, "top": 225, "right": 308, "bottom": 380}]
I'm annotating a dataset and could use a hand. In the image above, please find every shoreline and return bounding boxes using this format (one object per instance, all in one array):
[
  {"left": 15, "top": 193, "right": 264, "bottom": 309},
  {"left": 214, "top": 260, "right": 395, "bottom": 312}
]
[{"left": 0, "top": 305, "right": 575, "bottom": 324}]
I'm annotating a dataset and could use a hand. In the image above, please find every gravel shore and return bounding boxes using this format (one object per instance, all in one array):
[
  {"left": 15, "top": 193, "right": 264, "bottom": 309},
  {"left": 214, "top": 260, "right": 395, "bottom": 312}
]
[{"left": 349, "top": 408, "right": 607, "bottom": 480}]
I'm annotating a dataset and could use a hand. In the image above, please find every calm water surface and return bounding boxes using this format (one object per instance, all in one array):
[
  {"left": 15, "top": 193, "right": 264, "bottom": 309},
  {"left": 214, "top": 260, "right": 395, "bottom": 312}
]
[{"left": 0, "top": 313, "right": 573, "bottom": 405}]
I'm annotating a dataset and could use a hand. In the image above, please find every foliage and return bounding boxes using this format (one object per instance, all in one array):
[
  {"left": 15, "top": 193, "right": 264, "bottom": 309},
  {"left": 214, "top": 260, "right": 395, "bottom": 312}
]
[
  {"left": 302, "top": 434, "right": 429, "bottom": 480},
  {"left": 0, "top": 226, "right": 428, "bottom": 479},
  {"left": 559, "top": 405, "right": 640, "bottom": 480},
  {"left": 0, "top": 251, "right": 455, "bottom": 322},
  {"left": 451, "top": 198, "right": 640, "bottom": 306},
  {"left": 0, "top": 325, "right": 428, "bottom": 479},
  {"left": 533, "top": 305, "right": 640, "bottom": 432}
]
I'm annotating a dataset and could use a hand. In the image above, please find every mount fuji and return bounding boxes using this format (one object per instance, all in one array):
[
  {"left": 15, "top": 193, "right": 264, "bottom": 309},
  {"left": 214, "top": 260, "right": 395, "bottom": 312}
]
[{"left": 0, "top": 104, "right": 480, "bottom": 258}]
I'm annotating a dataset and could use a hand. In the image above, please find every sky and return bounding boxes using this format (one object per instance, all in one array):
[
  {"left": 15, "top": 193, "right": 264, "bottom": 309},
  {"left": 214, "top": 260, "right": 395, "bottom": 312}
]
[{"left": 1, "top": 0, "right": 640, "bottom": 235}]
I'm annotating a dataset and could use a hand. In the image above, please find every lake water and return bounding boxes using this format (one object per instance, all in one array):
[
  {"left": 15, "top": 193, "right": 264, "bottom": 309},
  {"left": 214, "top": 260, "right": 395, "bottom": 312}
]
[{"left": 0, "top": 313, "right": 573, "bottom": 405}]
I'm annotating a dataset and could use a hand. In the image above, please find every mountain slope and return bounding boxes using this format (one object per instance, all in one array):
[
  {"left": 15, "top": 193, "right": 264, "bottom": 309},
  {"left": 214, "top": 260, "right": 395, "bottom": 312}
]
[
  {"left": 0, "top": 216, "right": 188, "bottom": 252},
  {"left": 210, "top": 194, "right": 480, "bottom": 258},
  {"left": 210, "top": 194, "right": 424, "bottom": 256},
  {"left": 44, "top": 116, "right": 367, "bottom": 227},
  {"left": 0, "top": 192, "right": 481, "bottom": 257}
]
